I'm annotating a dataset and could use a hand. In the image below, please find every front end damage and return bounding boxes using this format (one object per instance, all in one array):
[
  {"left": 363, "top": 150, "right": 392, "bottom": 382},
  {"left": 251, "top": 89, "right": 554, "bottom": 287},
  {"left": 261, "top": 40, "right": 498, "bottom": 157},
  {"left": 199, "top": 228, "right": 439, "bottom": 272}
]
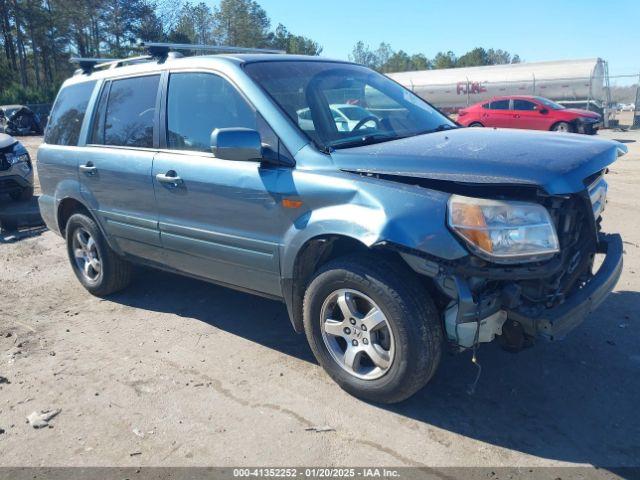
[{"left": 399, "top": 171, "right": 623, "bottom": 351}]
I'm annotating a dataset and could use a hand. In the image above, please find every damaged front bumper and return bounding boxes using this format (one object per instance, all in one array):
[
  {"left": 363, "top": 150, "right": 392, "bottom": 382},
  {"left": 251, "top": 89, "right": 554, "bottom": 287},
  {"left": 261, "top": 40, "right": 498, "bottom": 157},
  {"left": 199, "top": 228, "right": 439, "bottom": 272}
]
[
  {"left": 507, "top": 233, "right": 623, "bottom": 340},
  {"left": 401, "top": 233, "right": 623, "bottom": 347}
]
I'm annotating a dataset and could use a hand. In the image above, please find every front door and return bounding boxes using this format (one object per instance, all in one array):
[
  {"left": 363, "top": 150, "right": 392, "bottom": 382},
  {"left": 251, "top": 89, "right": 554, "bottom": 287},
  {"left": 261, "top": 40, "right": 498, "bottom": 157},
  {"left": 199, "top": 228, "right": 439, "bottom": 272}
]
[
  {"left": 80, "top": 74, "right": 163, "bottom": 262},
  {"left": 512, "top": 98, "right": 548, "bottom": 130},
  {"left": 153, "top": 71, "right": 293, "bottom": 296}
]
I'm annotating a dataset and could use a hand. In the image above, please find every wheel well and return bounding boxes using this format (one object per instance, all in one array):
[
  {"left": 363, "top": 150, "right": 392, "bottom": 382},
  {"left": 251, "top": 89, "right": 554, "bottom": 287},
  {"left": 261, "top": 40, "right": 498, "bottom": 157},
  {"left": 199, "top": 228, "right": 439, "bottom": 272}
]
[
  {"left": 57, "top": 198, "right": 91, "bottom": 237},
  {"left": 287, "top": 235, "right": 407, "bottom": 332},
  {"left": 469, "top": 121, "right": 484, "bottom": 127}
]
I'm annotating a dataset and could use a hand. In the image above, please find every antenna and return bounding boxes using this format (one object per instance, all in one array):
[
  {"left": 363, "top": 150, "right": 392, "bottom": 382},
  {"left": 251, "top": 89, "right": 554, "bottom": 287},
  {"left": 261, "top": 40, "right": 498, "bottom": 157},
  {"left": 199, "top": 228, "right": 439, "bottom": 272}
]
[{"left": 138, "top": 41, "right": 285, "bottom": 59}]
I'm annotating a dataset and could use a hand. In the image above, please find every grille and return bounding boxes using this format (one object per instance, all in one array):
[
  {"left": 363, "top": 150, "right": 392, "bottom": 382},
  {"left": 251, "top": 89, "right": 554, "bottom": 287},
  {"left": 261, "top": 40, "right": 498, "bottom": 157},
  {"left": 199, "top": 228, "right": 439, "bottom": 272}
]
[{"left": 518, "top": 195, "right": 596, "bottom": 308}]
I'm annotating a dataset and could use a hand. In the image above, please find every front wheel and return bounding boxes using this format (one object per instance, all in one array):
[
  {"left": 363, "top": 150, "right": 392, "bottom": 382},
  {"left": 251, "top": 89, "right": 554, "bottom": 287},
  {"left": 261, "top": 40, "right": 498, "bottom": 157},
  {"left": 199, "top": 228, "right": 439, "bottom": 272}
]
[
  {"left": 468, "top": 122, "right": 484, "bottom": 127},
  {"left": 303, "top": 255, "right": 443, "bottom": 404},
  {"left": 552, "top": 121, "right": 573, "bottom": 133}
]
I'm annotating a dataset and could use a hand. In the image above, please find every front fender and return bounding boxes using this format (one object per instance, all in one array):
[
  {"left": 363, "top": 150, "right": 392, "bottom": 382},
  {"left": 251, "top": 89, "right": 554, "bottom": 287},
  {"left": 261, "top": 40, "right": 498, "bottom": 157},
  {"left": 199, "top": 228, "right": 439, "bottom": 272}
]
[{"left": 280, "top": 171, "right": 468, "bottom": 279}]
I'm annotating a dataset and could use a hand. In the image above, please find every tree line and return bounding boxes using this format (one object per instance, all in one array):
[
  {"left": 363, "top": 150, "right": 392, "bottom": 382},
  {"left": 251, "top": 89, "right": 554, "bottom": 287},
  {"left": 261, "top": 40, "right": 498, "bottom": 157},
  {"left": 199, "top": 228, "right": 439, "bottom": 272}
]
[
  {"left": 0, "top": 0, "right": 322, "bottom": 104},
  {"left": 1, "top": 0, "right": 521, "bottom": 105},
  {"left": 349, "top": 42, "right": 521, "bottom": 73}
]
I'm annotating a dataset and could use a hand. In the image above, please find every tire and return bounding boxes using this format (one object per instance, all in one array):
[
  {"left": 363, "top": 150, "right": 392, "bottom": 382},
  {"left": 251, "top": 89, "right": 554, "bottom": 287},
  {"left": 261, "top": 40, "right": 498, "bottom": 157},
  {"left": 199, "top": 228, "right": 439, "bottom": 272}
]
[
  {"left": 303, "top": 254, "right": 443, "bottom": 404},
  {"left": 9, "top": 186, "right": 33, "bottom": 202},
  {"left": 65, "top": 213, "right": 132, "bottom": 296},
  {"left": 552, "top": 121, "right": 573, "bottom": 133},
  {"left": 468, "top": 122, "right": 484, "bottom": 127}
]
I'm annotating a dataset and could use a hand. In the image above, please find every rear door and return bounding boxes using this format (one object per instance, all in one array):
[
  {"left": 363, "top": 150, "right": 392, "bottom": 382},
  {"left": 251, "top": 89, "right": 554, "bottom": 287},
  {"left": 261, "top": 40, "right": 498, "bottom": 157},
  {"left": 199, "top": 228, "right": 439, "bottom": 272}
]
[
  {"left": 153, "top": 70, "right": 291, "bottom": 296},
  {"left": 482, "top": 99, "right": 512, "bottom": 127},
  {"left": 512, "top": 99, "right": 547, "bottom": 130},
  {"left": 81, "top": 74, "right": 163, "bottom": 262}
]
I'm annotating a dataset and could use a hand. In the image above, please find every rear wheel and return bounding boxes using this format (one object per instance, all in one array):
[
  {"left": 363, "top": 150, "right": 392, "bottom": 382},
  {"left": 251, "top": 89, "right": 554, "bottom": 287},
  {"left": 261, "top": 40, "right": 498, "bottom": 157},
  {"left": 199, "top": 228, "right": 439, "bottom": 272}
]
[
  {"left": 9, "top": 186, "right": 33, "bottom": 202},
  {"left": 468, "top": 122, "right": 484, "bottom": 127},
  {"left": 303, "top": 254, "right": 443, "bottom": 404},
  {"left": 65, "top": 213, "right": 132, "bottom": 296},
  {"left": 552, "top": 121, "right": 572, "bottom": 133}
]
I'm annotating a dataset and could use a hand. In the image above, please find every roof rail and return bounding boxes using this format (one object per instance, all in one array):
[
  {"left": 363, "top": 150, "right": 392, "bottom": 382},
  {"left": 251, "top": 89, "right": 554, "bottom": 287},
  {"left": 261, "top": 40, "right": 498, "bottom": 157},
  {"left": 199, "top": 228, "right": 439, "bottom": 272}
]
[
  {"left": 70, "top": 57, "right": 120, "bottom": 74},
  {"left": 138, "top": 41, "right": 285, "bottom": 59},
  {"left": 70, "top": 55, "right": 157, "bottom": 75},
  {"left": 69, "top": 42, "right": 285, "bottom": 75}
]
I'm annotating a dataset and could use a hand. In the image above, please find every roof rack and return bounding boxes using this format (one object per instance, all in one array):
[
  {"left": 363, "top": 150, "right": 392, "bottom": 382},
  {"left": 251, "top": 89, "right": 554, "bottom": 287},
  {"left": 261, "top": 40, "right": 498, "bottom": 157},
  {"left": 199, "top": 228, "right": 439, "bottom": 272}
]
[
  {"left": 70, "top": 42, "right": 285, "bottom": 75},
  {"left": 70, "top": 57, "right": 120, "bottom": 74},
  {"left": 138, "top": 41, "right": 285, "bottom": 59},
  {"left": 70, "top": 55, "right": 156, "bottom": 75}
]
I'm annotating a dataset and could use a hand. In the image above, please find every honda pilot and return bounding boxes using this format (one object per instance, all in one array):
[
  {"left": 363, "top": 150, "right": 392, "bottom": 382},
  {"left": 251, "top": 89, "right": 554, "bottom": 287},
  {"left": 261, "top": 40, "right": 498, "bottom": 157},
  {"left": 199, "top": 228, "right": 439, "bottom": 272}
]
[{"left": 38, "top": 49, "right": 625, "bottom": 403}]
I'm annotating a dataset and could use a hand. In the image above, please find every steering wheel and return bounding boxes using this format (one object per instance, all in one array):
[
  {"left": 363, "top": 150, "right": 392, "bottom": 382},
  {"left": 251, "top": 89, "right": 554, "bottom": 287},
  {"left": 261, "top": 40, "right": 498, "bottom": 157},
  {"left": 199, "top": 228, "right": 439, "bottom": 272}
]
[{"left": 352, "top": 115, "right": 380, "bottom": 131}]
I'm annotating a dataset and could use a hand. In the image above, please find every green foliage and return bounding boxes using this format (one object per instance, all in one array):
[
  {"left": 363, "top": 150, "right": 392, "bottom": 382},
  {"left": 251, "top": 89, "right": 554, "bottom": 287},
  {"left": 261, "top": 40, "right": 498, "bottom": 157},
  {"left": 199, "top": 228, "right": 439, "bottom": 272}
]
[
  {"left": 270, "top": 24, "right": 322, "bottom": 56},
  {"left": 0, "top": 81, "right": 60, "bottom": 104},
  {"left": 0, "top": 0, "right": 323, "bottom": 104},
  {"left": 349, "top": 43, "right": 521, "bottom": 73}
]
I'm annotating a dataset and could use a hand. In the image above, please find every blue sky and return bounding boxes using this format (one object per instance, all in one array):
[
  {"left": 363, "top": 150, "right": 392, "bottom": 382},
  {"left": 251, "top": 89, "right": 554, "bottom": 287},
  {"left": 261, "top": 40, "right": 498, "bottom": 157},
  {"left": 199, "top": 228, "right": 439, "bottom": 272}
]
[{"left": 238, "top": 0, "right": 639, "bottom": 82}]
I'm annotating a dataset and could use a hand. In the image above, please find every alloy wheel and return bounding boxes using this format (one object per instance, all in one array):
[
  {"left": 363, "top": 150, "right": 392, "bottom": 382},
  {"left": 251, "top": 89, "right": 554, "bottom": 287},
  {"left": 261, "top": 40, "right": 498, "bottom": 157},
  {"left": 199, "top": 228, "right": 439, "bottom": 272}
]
[
  {"left": 320, "top": 289, "right": 395, "bottom": 380},
  {"left": 72, "top": 227, "right": 102, "bottom": 283}
]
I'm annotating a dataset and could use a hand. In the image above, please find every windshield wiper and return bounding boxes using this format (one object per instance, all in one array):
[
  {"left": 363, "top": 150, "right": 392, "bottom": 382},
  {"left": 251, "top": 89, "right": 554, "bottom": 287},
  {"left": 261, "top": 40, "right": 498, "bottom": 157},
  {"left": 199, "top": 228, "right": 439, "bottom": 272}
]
[
  {"left": 327, "top": 133, "right": 397, "bottom": 150},
  {"left": 414, "top": 123, "right": 458, "bottom": 136}
]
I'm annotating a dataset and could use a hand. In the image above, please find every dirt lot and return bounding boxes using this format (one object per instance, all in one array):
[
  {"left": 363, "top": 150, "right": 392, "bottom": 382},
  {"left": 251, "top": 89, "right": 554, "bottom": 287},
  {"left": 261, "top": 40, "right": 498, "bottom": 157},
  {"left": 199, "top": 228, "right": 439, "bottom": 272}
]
[{"left": 1, "top": 130, "right": 639, "bottom": 469}]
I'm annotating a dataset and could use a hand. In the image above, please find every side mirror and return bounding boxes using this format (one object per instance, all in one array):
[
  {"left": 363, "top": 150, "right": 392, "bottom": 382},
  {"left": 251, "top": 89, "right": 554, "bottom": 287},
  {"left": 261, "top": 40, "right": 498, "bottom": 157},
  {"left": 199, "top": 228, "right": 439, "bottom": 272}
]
[
  {"left": 539, "top": 108, "right": 549, "bottom": 114},
  {"left": 210, "top": 128, "right": 262, "bottom": 162}
]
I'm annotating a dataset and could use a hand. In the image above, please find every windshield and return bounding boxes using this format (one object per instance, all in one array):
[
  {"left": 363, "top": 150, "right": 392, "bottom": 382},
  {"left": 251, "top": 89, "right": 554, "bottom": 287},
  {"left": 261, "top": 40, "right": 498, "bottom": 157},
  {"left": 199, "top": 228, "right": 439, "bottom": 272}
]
[
  {"left": 535, "top": 97, "right": 565, "bottom": 110},
  {"left": 244, "top": 61, "right": 455, "bottom": 150}
]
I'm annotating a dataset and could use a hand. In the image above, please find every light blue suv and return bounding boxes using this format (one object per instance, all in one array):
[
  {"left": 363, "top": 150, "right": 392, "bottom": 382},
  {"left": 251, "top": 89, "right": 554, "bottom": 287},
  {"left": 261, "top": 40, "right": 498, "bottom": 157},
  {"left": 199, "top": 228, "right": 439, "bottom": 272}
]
[{"left": 38, "top": 49, "right": 625, "bottom": 403}]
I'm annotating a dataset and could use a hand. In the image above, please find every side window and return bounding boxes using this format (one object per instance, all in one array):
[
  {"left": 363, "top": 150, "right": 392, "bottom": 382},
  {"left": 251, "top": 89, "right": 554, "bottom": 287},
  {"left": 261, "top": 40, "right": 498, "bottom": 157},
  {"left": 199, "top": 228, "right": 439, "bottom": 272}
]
[
  {"left": 166, "top": 72, "right": 256, "bottom": 152},
  {"left": 45, "top": 81, "right": 96, "bottom": 146},
  {"left": 103, "top": 75, "right": 160, "bottom": 148},
  {"left": 489, "top": 100, "right": 510, "bottom": 110},
  {"left": 513, "top": 99, "right": 537, "bottom": 111},
  {"left": 481, "top": 103, "right": 490, "bottom": 109}
]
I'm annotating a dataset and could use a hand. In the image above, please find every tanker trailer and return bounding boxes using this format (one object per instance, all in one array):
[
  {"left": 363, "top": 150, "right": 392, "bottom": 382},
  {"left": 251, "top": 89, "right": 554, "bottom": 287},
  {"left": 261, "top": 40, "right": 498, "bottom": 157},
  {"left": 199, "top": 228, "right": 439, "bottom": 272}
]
[{"left": 387, "top": 58, "right": 609, "bottom": 120}]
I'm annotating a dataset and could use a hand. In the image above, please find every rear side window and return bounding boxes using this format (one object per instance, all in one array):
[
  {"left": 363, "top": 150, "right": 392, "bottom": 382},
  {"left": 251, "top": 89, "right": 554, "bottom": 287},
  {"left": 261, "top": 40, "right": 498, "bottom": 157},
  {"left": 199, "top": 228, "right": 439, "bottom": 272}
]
[
  {"left": 102, "top": 75, "right": 160, "bottom": 148},
  {"left": 489, "top": 100, "right": 510, "bottom": 110},
  {"left": 45, "top": 81, "right": 96, "bottom": 146},
  {"left": 166, "top": 72, "right": 256, "bottom": 152},
  {"left": 513, "top": 99, "right": 537, "bottom": 111}
]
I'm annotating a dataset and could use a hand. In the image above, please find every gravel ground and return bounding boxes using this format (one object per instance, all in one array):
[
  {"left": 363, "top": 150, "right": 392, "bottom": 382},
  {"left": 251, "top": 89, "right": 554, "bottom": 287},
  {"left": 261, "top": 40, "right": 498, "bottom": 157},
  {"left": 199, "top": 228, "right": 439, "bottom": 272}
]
[{"left": 0, "top": 130, "right": 639, "bottom": 469}]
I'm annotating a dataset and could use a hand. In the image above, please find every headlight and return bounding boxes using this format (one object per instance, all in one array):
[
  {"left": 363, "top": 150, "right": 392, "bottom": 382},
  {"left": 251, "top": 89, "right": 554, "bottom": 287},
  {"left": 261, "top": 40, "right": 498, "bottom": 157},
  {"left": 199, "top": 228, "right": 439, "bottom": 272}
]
[
  {"left": 7, "top": 152, "right": 30, "bottom": 165},
  {"left": 6, "top": 143, "right": 31, "bottom": 169},
  {"left": 447, "top": 194, "right": 559, "bottom": 264}
]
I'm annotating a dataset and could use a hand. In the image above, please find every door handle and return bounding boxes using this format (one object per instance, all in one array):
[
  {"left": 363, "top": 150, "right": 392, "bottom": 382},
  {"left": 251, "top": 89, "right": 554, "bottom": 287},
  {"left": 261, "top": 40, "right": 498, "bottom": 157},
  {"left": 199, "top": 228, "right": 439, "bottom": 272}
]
[
  {"left": 79, "top": 162, "right": 97, "bottom": 175},
  {"left": 513, "top": 114, "right": 520, "bottom": 118},
  {"left": 156, "top": 171, "right": 183, "bottom": 188}
]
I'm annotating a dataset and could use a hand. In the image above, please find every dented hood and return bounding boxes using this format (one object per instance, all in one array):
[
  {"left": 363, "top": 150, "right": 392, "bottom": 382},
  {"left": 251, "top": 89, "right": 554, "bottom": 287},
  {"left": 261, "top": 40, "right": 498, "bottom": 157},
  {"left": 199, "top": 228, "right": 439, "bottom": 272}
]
[{"left": 331, "top": 127, "right": 624, "bottom": 194}]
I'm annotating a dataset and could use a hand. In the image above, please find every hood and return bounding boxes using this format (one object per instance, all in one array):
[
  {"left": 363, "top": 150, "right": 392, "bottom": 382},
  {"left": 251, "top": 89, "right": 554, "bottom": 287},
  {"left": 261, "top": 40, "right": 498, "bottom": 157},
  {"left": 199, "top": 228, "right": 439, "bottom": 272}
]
[
  {"left": 563, "top": 108, "right": 600, "bottom": 119},
  {"left": 330, "top": 128, "right": 624, "bottom": 194},
  {"left": 0, "top": 133, "right": 17, "bottom": 150}
]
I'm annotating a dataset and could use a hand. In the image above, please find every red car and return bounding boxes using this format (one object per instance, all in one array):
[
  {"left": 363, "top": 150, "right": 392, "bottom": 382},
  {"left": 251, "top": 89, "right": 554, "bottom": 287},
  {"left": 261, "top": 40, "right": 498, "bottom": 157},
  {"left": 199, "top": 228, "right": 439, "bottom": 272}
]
[{"left": 457, "top": 95, "right": 602, "bottom": 134}]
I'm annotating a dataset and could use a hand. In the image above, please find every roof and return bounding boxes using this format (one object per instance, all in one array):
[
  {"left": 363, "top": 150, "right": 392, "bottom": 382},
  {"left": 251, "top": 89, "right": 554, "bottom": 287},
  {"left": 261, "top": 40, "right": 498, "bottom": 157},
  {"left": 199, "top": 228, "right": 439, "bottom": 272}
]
[{"left": 64, "top": 53, "right": 354, "bottom": 87}]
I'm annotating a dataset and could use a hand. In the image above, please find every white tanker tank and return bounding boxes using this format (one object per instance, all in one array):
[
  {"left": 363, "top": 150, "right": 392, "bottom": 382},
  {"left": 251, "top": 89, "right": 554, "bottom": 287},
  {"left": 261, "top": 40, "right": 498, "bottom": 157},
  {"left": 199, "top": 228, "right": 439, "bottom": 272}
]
[{"left": 387, "top": 58, "right": 608, "bottom": 115}]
